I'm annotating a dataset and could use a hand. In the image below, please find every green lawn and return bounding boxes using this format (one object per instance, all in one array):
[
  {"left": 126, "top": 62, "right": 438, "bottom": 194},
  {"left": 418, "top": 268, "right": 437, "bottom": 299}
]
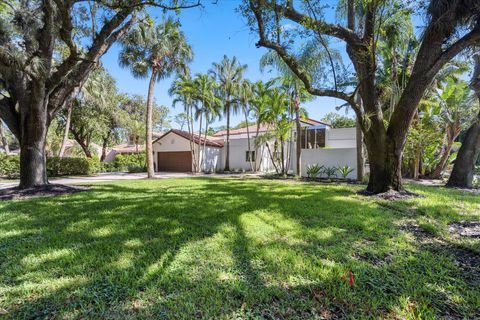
[{"left": 0, "top": 178, "right": 478, "bottom": 319}]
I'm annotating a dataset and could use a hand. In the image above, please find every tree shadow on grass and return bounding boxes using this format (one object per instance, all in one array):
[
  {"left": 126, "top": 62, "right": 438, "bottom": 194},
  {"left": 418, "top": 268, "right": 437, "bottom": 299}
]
[{"left": 0, "top": 178, "right": 478, "bottom": 318}]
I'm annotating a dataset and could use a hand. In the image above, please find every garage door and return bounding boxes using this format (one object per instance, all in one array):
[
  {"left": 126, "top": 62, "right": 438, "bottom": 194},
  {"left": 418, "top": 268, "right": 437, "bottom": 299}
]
[{"left": 157, "top": 151, "right": 192, "bottom": 172}]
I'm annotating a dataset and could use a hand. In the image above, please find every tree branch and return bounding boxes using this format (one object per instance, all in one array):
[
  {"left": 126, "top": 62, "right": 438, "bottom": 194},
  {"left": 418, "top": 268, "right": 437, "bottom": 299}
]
[
  {"left": 0, "top": 96, "right": 20, "bottom": 140},
  {"left": 279, "top": 1, "right": 361, "bottom": 47},
  {"left": 249, "top": 0, "right": 357, "bottom": 110},
  {"left": 49, "top": 14, "right": 137, "bottom": 116}
]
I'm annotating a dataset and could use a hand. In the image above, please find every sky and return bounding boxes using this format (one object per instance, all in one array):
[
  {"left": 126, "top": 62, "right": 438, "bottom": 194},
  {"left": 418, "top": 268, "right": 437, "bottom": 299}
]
[{"left": 100, "top": 1, "right": 353, "bottom": 131}]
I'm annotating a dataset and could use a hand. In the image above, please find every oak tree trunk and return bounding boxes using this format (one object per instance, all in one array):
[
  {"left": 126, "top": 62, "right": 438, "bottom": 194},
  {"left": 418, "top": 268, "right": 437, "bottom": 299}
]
[
  {"left": 446, "top": 109, "right": 480, "bottom": 188},
  {"left": 19, "top": 100, "right": 49, "bottom": 188},
  {"left": 145, "top": 69, "right": 157, "bottom": 178},
  {"left": 355, "top": 117, "right": 364, "bottom": 181}
]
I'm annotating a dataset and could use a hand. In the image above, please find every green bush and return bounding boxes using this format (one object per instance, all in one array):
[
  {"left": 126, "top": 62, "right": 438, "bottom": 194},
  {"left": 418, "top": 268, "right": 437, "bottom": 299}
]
[
  {"left": 115, "top": 153, "right": 146, "bottom": 172},
  {"left": 336, "top": 165, "right": 354, "bottom": 179},
  {"left": 0, "top": 154, "right": 20, "bottom": 179},
  {"left": 47, "top": 157, "right": 100, "bottom": 176},
  {"left": 101, "top": 162, "right": 119, "bottom": 173},
  {"left": 306, "top": 164, "right": 323, "bottom": 179},
  {"left": 127, "top": 165, "right": 146, "bottom": 173}
]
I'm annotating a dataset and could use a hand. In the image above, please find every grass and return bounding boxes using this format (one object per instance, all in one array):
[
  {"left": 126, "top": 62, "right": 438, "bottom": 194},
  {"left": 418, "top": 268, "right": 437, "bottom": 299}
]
[{"left": 0, "top": 177, "right": 478, "bottom": 319}]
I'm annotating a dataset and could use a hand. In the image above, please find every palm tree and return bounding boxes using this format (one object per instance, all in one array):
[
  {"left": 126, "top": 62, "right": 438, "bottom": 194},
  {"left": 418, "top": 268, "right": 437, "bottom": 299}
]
[
  {"left": 169, "top": 73, "right": 199, "bottom": 172},
  {"left": 238, "top": 79, "right": 255, "bottom": 171},
  {"left": 210, "top": 55, "right": 247, "bottom": 171},
  {"left": 260, "top": 52, "right": 317, "bottom": 177},
  {"left": 119, "top": 18, "right": 193, "bottom": 178},
  {"left": 250, "top": 81, "right": 273, "bottom": 171},
  {"left": 192, "top": 74, "right": 220, "bottom": 171}
]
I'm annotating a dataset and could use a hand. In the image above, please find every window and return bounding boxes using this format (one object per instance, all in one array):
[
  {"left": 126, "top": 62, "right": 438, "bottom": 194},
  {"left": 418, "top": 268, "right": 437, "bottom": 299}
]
[
  {"left": 300, "top": 127, "right": 326, "bottom": 149},
  {"left": 246, "top": 151, "right": 256, "bottom": 162}
]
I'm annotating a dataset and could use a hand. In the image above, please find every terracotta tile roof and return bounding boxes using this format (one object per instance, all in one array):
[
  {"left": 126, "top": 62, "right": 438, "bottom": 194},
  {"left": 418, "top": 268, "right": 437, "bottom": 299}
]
[
  {"left": 111, "top": 144, "right": 145, "bottom": 153},
  {"left": 212, "top": 123, "right": 272, "bottom": 137},
  {"left": 212, "top": 118, "right": 330, "bottom": 137},
  {"left": 154, "top": 129, "right": 224, "bottom": 148},
  {"left": 301, "top": 118, "right": 331, "bottom": 127}
]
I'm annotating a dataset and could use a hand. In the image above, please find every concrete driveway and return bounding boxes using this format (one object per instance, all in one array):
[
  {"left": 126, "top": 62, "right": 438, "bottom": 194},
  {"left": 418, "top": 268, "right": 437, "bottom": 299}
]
[{"left": 0, "top": 172, "right": 258, "bottom": 189}]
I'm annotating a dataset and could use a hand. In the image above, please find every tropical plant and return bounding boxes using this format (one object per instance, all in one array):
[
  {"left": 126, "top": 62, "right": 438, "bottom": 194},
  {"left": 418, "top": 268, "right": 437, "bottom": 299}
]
[
  {"left": 170, "top": 73, "right": 198, "bottom": 171},
  {"left": 336, "top": 165, "right": 354, "bottom": 179},
  {"left": 192, "top": 73, "right": 221, "bottom": 171},
  {"left": 238, "top": 79, "right": 255, "bottom": 171},
  {"left": 323, "top": 167, "right": 337, "bottom": 180},
  {"left": 306, "top": 164, "right": 323, "bottom": 179},
  {"left": 119, "top": 17, "right": 193, "bottom": 178},
  {"left": 210, "top": 55, "right": 247, "bottom": 171}
]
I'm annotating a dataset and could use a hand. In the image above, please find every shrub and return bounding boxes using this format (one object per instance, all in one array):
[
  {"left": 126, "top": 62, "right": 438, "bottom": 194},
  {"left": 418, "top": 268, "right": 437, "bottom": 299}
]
[
  {"left": 336, "top": 165, "right": 354, "bottom": 179},
  {"left": 323, "top": 166, "right": 337, "bottom": 179},
  {"left": 115, "top": 153, "right": 145, "bottom": 172},
  {"left": 474, "top": 165, "right": 480, "bottom": 175},
  {"left": 101, "top": 162, "right": 119, "bottom": 173},
  {"left": 127, "top": 165, "right": 146, "bottom": 173},
  {"left": 0, "top": 154, "right": 20, "bottom": 179},
  {"left": 47, "top": 157, "right": 100, "bottom": 176},
  {"left": 306, "top": 164, "right": 323, "bottom": 179}
]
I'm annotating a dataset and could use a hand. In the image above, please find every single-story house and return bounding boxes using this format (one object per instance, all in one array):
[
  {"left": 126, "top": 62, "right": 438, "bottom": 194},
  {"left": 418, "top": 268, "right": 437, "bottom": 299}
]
[{"left": 152, "top": 118, "right": 362, "bottom": 178}]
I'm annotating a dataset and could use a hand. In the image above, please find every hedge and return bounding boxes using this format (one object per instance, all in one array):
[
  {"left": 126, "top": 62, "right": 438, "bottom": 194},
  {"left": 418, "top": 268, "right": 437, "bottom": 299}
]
[
  {"left": 114, "top": 153, "right": 146, "bottom": 173},
  {"left": 0, "top": 154, "right": 20, "bottom": 179},
  {"left": 0, "top": 155, "right": 102, "bottom": 178},
  {"left": 47, "top": 157, "right": 101, "bottom": 176}
]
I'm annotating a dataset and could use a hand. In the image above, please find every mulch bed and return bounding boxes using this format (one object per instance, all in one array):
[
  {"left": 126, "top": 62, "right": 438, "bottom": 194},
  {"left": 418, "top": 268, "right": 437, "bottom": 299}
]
[
  {"left": 449, "top": 221, "right": 480, "bottom": 239},
  {"left": 0, "top": 184, "right": 90, "bottom": 201}
]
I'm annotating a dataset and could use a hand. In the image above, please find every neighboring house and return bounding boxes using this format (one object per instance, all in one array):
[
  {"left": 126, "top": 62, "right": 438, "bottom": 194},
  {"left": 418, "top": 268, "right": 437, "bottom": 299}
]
[
  {"left": 103, "top": 132, "right": 164, "bottom": 163},
  {"left": 152, "top": 118, "right": 361, "bottom": 178},
  {"left": 103, "top": 144, "right": 145, "bottom": 163},
  {"left": 49, "top": 139, "right": 103, "bottom": 158}
]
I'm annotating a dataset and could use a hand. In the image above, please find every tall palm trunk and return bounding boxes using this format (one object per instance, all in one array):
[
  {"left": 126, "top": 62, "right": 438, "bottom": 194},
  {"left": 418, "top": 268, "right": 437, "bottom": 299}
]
[
  {"left": 58, "top": 103, "right": 73, "bottom": 158},
  {"left": 203, "top": 113, "right": 209, "bottom": 172},
  {"left": 254, "top": 121, "right": 261, "bottom": 172},
  {"left": 187, "top": 104, "right": 197, "bottom": 172},
  {"left": 294, "top": 91, "right": 302, "bottom": 177},
  {"left": 225, "top": 101, "right": 231, "bottom": 171},
  {"left": 0, "top": 121, "right": 9, "bottom": 154},
  {"left": 196, "top": 106, "right": 203, "bottom": 173},
  {"left": 244, "top": 107, "right": 254, "bottom": 171},
  {"left": 145, "top": 68, "right": 157, "bottom": 178}
]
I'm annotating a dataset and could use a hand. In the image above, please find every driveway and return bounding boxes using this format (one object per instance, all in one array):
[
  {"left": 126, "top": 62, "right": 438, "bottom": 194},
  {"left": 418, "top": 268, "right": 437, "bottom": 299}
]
[{"left": 0, "top": 172, "right": 259, "bottom": 189}]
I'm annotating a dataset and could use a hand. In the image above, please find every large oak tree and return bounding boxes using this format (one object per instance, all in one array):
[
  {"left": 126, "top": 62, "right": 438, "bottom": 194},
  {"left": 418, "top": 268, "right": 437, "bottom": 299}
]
[
  {"left": 0, "top": 0, "right": 200, "bottom": 189},
  {"left": 244, "top": 0, "right": 480, "bottom": 193}
]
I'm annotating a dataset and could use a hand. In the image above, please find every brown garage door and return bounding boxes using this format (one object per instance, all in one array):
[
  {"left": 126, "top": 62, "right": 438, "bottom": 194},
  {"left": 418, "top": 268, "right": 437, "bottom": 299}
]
[{"left": 158, "top": 151, "right": 192, "bottom": 172}]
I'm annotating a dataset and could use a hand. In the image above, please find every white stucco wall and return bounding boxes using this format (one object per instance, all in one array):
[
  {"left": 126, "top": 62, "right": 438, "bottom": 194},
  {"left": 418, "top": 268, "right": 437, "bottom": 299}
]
[
  {"left": 301, "top": 148, "right": 358, "bottom": 179},
  {"left": 220, "top": 137, "right": 275, "bottom": 172},
  {"left": 153, "top": 132, "right": 192, "bottom": 152}
]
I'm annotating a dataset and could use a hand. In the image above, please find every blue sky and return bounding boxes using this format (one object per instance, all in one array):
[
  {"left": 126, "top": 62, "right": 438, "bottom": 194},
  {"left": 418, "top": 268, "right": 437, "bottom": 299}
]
[{"left": 101, "top": 1, "right": 351, "bottom": 130}]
